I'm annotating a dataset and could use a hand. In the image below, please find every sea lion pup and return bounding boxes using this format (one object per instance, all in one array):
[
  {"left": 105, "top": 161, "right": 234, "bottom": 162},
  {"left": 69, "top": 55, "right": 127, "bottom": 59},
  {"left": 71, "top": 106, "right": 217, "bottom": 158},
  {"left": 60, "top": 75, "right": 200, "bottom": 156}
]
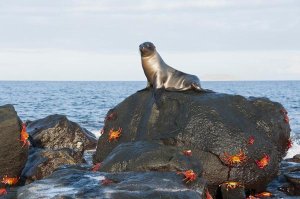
[{"left": 139, "top": 42, "right": 204, "bottom": 92}]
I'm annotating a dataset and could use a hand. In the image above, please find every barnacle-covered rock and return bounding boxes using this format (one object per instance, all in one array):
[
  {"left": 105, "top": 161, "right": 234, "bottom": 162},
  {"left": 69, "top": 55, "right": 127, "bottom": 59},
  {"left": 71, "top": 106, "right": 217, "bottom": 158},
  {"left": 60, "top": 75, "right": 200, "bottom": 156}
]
[
  {"left": 27, "top": 114, "right": 97, "bottom": 154},
  {"left": 21, "top": 148, "right": 84, "bottom": 184}
]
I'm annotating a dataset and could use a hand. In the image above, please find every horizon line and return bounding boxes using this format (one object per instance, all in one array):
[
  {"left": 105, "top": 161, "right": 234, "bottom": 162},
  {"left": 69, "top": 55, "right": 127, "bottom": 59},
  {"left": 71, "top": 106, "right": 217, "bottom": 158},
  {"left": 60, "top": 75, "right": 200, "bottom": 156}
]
[{"left": 0, "top": 80, "right": 299, "bottom": 82}]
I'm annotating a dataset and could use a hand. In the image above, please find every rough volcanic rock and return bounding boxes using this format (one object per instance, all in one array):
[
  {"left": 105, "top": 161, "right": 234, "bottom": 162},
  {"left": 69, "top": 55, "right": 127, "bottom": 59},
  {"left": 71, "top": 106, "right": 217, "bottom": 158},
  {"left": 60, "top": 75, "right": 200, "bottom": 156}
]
[
  {"left": 0, "top": 104, "right": 28, "bottom": 186},
  {"left": 21, "top": 148, "right": 83, "bottom": 184},
  {"left": 94, "top": 89, "right": 290, "bottom": 193},
  {"left": 98, "top": 141, "right": 202, "bottom": 174},
  {"left": 220, "top": 185, "right": 246, "bottom": 199},
  {"left": 17, "top": 166, "right": 207, "bottom": 199},
  {"left": 27, "top": 114, "right": 97, "bottom": 153}
]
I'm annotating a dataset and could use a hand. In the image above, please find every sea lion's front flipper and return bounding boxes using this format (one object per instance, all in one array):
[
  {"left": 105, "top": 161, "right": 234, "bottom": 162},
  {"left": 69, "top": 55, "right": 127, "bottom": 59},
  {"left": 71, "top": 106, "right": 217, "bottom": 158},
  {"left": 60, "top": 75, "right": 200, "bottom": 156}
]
[
  {"left": 153, "top": 88, "right": 164, "bottom": 108},
  {"left": 153, "top": 75, "right": 164, "bottom": 107}
]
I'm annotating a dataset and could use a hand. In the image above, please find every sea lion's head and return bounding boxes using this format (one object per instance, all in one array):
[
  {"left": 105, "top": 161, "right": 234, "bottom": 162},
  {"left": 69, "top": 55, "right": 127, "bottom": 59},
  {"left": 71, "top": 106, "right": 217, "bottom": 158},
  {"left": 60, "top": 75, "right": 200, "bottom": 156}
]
[{"left": 139, "top": 42, "right": 156, "bottom": 57}]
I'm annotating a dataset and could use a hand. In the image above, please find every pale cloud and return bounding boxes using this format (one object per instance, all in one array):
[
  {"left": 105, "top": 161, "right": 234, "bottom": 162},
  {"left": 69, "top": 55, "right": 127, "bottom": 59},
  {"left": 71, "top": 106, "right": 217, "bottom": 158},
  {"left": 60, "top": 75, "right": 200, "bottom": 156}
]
[{"left": 0, "top": 0, "right": 299, "bottom": 80}]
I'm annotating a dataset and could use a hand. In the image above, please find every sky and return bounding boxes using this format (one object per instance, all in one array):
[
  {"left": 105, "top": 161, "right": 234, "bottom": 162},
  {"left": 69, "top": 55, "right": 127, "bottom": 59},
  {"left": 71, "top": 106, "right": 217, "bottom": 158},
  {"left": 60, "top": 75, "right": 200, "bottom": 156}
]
[{"left": 0, "top": 0, "right": 299, "bottom": 81}]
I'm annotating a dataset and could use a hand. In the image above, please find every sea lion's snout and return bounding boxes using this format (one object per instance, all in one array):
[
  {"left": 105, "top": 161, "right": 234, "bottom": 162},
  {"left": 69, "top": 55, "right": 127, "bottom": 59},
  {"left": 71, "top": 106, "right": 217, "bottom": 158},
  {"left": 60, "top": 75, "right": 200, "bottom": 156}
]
[{"left": 139, "top": 42, "right": 155, "bottom": 57}]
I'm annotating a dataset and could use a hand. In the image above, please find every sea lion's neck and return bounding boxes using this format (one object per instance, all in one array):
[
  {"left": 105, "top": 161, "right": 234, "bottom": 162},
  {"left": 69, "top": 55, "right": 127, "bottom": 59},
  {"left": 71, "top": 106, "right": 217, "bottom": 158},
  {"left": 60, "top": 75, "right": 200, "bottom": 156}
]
[{"left": 142, "top": 51, "right": 166, "bottom": 81}]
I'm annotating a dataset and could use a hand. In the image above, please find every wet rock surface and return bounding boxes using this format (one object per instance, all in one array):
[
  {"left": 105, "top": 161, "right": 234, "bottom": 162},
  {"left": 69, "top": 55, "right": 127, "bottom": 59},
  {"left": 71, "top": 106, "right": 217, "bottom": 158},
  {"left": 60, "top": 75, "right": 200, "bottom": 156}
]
[
  {"left": 99, "top": 140, "right": 202, "bottom": 174},
  {"left": 267, "top": 155, "right": 300, "bottom": 197},
  {"left": 17, "top": 166, "right": 206, "bottom": 199},
  {"left": 0, "top": 105, "right": 28, "bottom": 187},
  {"left": 21, "top": 148, "right": 84, "bottom": 184},
  {"left": 94, "top": 89, "right": 291, "bottom": 194},
  {"left": 27, "top": 114, "right": 97, "bottom": 152}
]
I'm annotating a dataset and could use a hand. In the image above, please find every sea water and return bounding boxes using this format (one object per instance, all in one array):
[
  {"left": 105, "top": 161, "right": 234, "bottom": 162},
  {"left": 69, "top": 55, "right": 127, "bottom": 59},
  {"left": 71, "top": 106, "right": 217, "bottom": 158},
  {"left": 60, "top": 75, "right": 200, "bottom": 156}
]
[{"left": 0, "top": 81, "right": 299, "bottom": 157}]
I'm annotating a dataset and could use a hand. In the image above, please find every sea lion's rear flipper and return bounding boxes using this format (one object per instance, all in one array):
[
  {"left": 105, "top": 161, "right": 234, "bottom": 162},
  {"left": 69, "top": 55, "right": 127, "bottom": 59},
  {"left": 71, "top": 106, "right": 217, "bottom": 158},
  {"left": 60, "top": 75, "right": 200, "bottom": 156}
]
[{"left": 191, "top": 83, "right": 214, "bottom": 93}]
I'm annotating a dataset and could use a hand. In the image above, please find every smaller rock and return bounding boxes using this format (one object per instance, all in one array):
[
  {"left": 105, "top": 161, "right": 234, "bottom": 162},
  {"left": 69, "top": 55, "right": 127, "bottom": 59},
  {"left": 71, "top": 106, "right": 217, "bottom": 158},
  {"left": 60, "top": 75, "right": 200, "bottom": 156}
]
[
  {"left": 21, "top": 148, "right": 83, "bottom": 183},
  {"left": 285, "top": 154, "right": 300, "bottom": 163},
  {"left": 18, "top": 167, "right": 207, "bottom": 199},
  {"left": 27, "top": 114, "right": 97, "bottom": 154},
  {"left": 267, "top": 160, "right": 300, "bottom": 197},
  {"left": 98, "top": 141, "right": 202, "bottom": 175},
  {"left": 284, "top": 171, "right": 300, "bottom": 195}
]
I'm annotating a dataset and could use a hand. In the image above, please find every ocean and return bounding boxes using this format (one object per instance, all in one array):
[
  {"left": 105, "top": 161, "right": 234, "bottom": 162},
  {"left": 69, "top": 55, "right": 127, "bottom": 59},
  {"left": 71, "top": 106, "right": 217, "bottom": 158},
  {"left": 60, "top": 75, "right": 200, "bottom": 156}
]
[{"left": 0, "top": 81, "right": 299, "bottom": 158}]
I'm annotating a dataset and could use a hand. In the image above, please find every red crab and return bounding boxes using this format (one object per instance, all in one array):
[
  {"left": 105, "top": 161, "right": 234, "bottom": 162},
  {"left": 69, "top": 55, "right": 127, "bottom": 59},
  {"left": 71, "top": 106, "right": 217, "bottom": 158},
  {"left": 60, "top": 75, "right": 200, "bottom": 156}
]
[
  {"left": 91, "top": 163, "right": 102, "bottom": 172},
  {"left": 1, "top": 175, "right": 19, "bottom": 186},
  {"left": 101, "top": 178, "right": 114, "bottom": 186},
  {"left": 183, "top": 150, "right": 192, "bottom": 156},
  {"left": 283, "top": 115, "right": 289, "bottom": 123},
  {"left": 0, "top": 188, "right": 7, "bottom": 196},
  {"left": 280, "top": 108, "right": 289, "bottom": 123},
  {"left": 222, "top": 149, "right": 247, "bottom": 166},
  {"left": 19, "top": 123, "right": 30, "bottom": 148},
  {"left": 247, "top": 135, "right": 255, "bottom": 145},
  {"left": 205, "top": 190, "right": 213, "bottom": 199},
  {"left": 177, "top": 170, "right": 197, "bottom": 183},
  {"left": 287, "top": 138, "right": 293, "bottom": 150},
  {"left": 255, "top": 154, "right": 270, "bottom": 169},
  {"left": 105, "top": 112, "right": 117, "bottom": 122},
  {"left": 108, "top": 127, "right": 122, "bottom": 142},
  {"left": 280, "top": 108, "right": 288, "bottom": 115}
]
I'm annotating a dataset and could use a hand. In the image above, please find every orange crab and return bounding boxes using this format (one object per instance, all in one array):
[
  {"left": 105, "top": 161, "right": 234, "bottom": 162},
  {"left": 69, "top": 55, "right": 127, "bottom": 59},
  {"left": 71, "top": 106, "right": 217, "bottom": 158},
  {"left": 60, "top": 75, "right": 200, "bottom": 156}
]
[
  {"left": 108, "top": 127, "right": 122, "bottom": 142},
  {"left": 1, "top": 175, "right": 19, "bottom": 186},
  {"left": 183, "top": 150, "right": 192, "bottom": 156},
  {"left": 220, "top": 181, "right": 244, "bottom": 191},
  {"left": 247, "top": 135, "right": 255, "bottom": 146},
  {"left": 177, "top": 170, "right": 197, "bottom": 183},
  {"left": 0, "top": 188, "right": 7, "bottom": 196},
  {"left": 101, "top": 178, "right": 114, "bottom": 186},
  {"left": 254, "top": 191, "right": 272, "bottom": 197},
  {"left": 255, "top": 154, "right": 270, "bottom": 169},
  {"left": 19, "top": 123, "right": 30, "bottom": 148},
  {"left": 222, "top": 149, "right": 247, "bottom": 166},
  {"left": 91, "top": 163, "right": 102, "bottom": 172}
]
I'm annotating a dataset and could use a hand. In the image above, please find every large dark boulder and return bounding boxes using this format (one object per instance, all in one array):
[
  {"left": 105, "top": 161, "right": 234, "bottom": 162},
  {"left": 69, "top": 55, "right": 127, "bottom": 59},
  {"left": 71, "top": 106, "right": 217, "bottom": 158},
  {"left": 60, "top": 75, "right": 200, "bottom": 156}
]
[
  {"left": 27, "top": 114, "right": 97, "bottom": 153},
  {"left": 99, "top": 140, "right": 202, "bottom": 174},
  {"left": 94, "top": 89, "right": 290, "bottom": 193},
  {"left": 0, "top": 105, "right": 28, "bottom": 185},
  {"left": 17, "top": 166, "right": 207, "bottom": 199},
  {"left": 21, "top": 148, "right": 84, "bottom": 184}
]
